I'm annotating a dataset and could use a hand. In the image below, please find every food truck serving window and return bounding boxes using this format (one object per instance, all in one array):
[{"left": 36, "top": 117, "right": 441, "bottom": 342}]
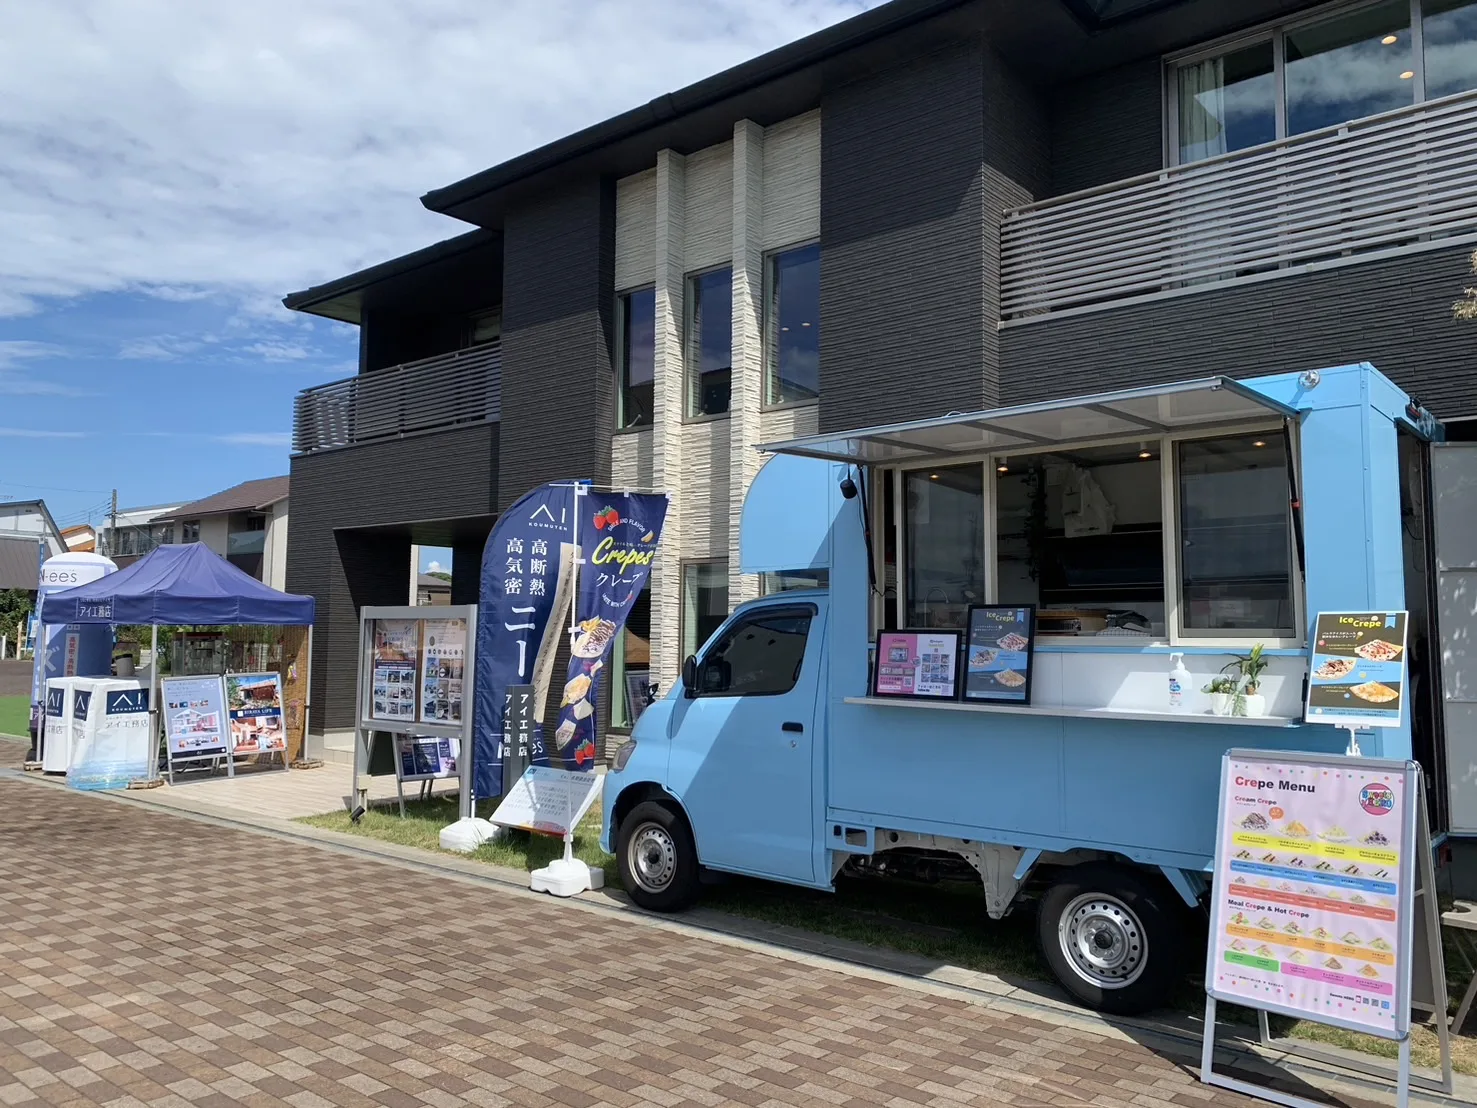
[{"left": 759, "top": 377, "right": 1302, "bottom": 647}]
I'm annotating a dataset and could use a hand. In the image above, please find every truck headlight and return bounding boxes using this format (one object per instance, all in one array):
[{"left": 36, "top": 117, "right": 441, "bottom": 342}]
[{"left": 611, "top": 740, "right": 637, "bottom": 773}]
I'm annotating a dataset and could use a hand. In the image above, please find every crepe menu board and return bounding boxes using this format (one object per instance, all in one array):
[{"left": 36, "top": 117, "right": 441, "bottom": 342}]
[
  {"left": 1305, "top": 611, "right": 1409, "bottom": 728},
  {"left": 871, "top": 631, "right": 961, "bottom": 700},
  {"left": 1207, "top": 752, "right": 1417, "bottom": 1039},
  {"left": 963, "top": 605, "right": 1035, "bottom": 703},
  {"left": 370, "top": 619, "right": 419, "bottom": 722}
]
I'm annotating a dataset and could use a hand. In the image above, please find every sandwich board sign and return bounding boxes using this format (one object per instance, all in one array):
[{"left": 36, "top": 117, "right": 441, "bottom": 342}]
[{"left": 1200, "top": 750, "right": 1451, "bottom": 1107}]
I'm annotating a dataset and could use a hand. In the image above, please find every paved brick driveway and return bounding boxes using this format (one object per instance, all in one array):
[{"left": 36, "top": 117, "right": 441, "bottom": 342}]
[{"left": 0, "top": 768, "right": 1328, "bottom": 1108}]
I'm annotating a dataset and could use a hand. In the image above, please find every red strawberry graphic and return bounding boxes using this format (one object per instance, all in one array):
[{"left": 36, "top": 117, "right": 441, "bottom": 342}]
[
  {"left": 574, "top": 739, "right": 596, "bottom": 766},
  {"left": 592, "top": 514, "right": 606, "bottom": 531},
  {"left": 604, "top": 508, "right": 620, "bottom": 528}
]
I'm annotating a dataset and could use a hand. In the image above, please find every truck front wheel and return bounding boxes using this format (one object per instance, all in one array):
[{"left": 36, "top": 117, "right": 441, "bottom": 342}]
[
  {"left": 1038, "top": 863, "right": 1185, "bottom": 1016},
  {"left": 617, "top": 801, "right": 701, "bottom": 912}
]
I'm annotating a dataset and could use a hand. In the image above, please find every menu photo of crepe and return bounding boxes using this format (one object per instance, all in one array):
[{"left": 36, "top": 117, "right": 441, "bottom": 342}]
[
  {"left": 1351, "top": 681, "right": 1399, "bottom": 704},
  {"left": 571, "top": 617, "right": 619, "bottom": 659},
  {"left": 1358, "top": 964, "right": 1382, "bottom": 979},
  {"left": 1241, "top": 812, "right": 1270, "bottom": 831},
  {"left": 1283, "top": 820, "right": 1311, "bottom": 838},
  {"left": 994, "top": 669, "right": 1026, "bottom": 689},
  {"left": 1313, "top": 657, "right": 1358, "bottom": 680},
  {"left": 996, "top": 631, "right": 1030, "bottom": 652},
  {"left": 1354, "top": 638, "right": 1404, "bottom": 662}
]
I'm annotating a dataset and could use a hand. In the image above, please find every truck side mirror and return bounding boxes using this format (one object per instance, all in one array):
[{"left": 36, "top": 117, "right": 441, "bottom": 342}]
[{"left": 681, "top": 655, "right": 698, "bottom": 698}]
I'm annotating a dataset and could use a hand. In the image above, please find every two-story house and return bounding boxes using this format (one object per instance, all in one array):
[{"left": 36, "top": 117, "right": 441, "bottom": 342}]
[{"left": 284, "top": 0, "right": 1477, "bottom": 779}]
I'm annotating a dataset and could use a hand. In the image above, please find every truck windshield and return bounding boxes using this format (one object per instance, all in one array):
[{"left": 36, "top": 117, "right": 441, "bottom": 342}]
[{"left": 698, "top": 608, "right": 814, "bottom": 697}]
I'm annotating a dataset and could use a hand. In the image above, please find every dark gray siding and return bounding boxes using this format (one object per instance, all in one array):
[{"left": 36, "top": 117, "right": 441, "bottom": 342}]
[
  {"left": 1000, "top": 244, "right": 1477, "bottom": 417},
  {"left": 818, "top": 41, "right": 990, "bottom": 432},
  {"left": 1048, "top": 59, "right": 1163, "bottom": 197},
  {"left": 499, "top": 179, "right": 616, "bottom": 508},
  {"left": 287, "top": 424, "right": 499, "bottom": 730}
]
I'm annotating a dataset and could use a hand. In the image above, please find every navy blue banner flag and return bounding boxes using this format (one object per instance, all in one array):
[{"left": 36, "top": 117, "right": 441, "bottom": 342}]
[
  {"left": 472, "top": 483, "right": 580, "bottom": 800},
  {"left": 549, "top": 493, "right": 668, "bottom": 770}
]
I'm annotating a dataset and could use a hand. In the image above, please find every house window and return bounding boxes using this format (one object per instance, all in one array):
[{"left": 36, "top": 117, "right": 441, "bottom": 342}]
[
  {"left": 765, "top": 244, "right": 820, "bottom": 406},
  {"left": 617, "top": 287, "right": 655, "bottom": 429},
  {"left": 1169, "top": 0, "right": 1477, "bottom": 163},
  {"left": 694, "top": 607, "right": 814, "bottom": 697},
  {"left": 685, "top": 267, "right": 732, "bottom": 418},
  {"left": 682, "top": 562, "right": 729, "bottom": 659},
  {"left": 759, "top": 569, "right": 829, "bottom": 595},
  {"left": 181, "top": 520, "right": 201, "bottom": 543},
  {"left": 1176, "top": 431, "right": 1296, "bottom": 638},
  {"left": 468, "top": 309, "right": 501, "bottom": 346},
  {"left": 904, "top": 466, "right": 985, "bottom": 630}
]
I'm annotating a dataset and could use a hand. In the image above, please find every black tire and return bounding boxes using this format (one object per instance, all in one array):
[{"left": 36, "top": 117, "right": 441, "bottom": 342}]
[
  {"left": 617, "top": 800, "right": 702, "bottom": 912},
  {"left": 1037, "top": 863, "right": 1187, "bottom": 1016}
]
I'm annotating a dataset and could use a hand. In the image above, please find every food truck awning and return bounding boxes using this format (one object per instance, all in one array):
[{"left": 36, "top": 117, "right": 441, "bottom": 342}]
[{"left": 757, "top": 376, "right": 1300, "bottom": 465}]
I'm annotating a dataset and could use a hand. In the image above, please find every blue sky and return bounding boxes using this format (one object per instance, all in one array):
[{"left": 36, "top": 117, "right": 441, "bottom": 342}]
[{"left": 0, "top": 0, "right": 880, "bottom": 554}]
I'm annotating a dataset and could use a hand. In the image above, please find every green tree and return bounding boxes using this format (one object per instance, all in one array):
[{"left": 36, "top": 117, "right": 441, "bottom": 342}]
[
  {"left": 0, "top": 589, "right": 33, "bottom": 641},
  {"left": 1456, "top": 250, "right": 1477, "bottom": 322}
]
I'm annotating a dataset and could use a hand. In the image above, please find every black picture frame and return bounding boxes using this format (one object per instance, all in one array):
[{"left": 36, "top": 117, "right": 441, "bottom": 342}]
[
  {"left": 962, "top": 604, "right": 1037, "bottom": 704},
  {"left": 869, "top": 628, "right": 963, "bottom": 701}
]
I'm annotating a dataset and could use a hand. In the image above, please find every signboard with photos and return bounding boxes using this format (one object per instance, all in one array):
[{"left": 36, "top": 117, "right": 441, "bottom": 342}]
[
  {"left": 963, "top": 605, "right": 1036, "bottom": 704},
  {"left": 1304, "top": 611, "right": 1409, "bottom": 729},
  {"left": 871, "top": 630, "right": 962, "bottom": 700}
]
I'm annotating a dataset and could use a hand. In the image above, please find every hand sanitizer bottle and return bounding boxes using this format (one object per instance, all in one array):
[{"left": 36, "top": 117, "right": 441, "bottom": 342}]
[{"left": 1169, "top": 653, "right": 1190, "bottom": 713}]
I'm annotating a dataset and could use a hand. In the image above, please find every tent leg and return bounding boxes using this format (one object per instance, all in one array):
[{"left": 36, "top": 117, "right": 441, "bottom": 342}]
[{"left": 149, "top": 625, "right": 160, "bottom": 783}]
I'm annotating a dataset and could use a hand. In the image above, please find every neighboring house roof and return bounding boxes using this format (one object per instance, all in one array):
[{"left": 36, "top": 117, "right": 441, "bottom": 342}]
[
  {"left": 418, "top": 574, "right": 452, "bottom": 592},
  {"left": 153, "top": 477, "right": 289, "bottom": 523},
  {"left": 0, "top": 499, "right": 65, "bottom": 556},
  {"left": 107, "top": 503, "right": 185, "bottom": 528},
  {"left": 0, "top": 534, "right": 44, "bottom": 590},
  {"left": 60, "top": 525, "right": 96, "bottom": 553}
]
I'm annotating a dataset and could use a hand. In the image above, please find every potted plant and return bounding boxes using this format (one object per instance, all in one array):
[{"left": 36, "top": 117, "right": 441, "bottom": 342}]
[
  {"left": 1202, "top": 675, "right": 1237, "bottom": 716},
  {"left": 1232, "top": 644, "right": 1269, "bottom": 717}
]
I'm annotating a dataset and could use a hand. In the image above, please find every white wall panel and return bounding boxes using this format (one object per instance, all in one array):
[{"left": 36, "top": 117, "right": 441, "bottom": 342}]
[
  {"left": 615, "top": 169, "right": 657, "bottom": 291},
  {"left": 763, "top": 110, "right": 821, "bottom": 251}
]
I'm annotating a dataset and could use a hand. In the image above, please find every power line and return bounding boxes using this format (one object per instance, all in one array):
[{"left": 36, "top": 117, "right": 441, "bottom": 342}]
[{"left": 0, "top": 481, "right": 112, "bottom": 496}]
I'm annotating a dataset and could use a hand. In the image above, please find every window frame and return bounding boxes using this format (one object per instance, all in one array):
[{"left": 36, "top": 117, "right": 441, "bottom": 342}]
[
  {"left": 762, "top": 240, "right": 822, "bottom": 412},
  {"left": 181, "top": 520, "right": 202, "bottom": 544},
  {"left": 883, "top": 421, "right": 1306, "bottom": 649},
  {"left": 683, "top": 263, "right": 735, "bottom": 423},
  {"left": 681, "top": 558, "right": 730, "bottom": 661},
  {"left": 615, "top": 284, "right": 656, "bottom": 433},
  {"left": 692, "top": 603, "right": 818, "bottom": 699},
  {"left": 1163, "top": 0, "right": 1474, "bottom": 166}
]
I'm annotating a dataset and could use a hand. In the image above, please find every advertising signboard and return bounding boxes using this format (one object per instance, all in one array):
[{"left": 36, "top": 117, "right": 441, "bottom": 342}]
[
  {"left": 419, "top": 617, "right": 467, "bottom": 725},
  {"left": 963, "top": 605, "right": 1036, "bottom": 704},
  {"left": 162, "top": 675, "right": 228, "bottom": 759},
  {"left": 1305, "top": 611, "right": 1409, "bottom": 728},
  {"left": 870, "top": 630, "right": 961, "bottom": 700},
  {"left": 394, "top": 735, "right": 459, "bottom": 782},
  {"left": 226, "top": 672, "right": 287, "bottom": 755},
  {"left": 1207, "top": 752, "right": 1417, "bottom": 1039},
  {"left": 490, "top": 765, "right": 603, "bottom": 837},
  {"left": 370, "top": 619, "right": 419, "bottom": 722}
]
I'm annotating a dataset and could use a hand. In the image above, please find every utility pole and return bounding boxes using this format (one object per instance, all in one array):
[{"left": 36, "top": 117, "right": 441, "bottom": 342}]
[{"left": 109, "top": 489, "right": 117, "bottom": 556}]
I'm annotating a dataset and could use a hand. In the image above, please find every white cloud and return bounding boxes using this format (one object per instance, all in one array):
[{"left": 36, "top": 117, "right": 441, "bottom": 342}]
[
  {"left": 426, "top": 560, "right": 444, "bottom": 574},
  {"left": 0, "top": 427, "right": 87, "bottom": 438},
  {"left": 0, "top": 339, "right": 85, "bottom": 395},
  {"left": 118, "top": 335, "right": 205, "bottom": 360},
  {"left": 241, "top": 340, "right": 310, "bottom": 361},
  {"left": 214, "top": 432, "right": 291, "bottom": 447},
  {"left": 0, "top": 1, "right": 882, "bottom": 318}
]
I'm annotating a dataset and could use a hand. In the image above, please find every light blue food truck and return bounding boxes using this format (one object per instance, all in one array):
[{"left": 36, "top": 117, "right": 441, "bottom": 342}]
[{"left": 601, "top": 363, "right": 1477, "bottom": 1015}]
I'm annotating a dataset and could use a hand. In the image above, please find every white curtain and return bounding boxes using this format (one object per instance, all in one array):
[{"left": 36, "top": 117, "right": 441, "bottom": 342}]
[{"left": 1177, "top": 57, "right": 1228, "bottom": 164}]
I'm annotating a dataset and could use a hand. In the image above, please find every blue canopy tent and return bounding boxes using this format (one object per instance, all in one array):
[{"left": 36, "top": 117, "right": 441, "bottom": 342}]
[{"left": 45, "top": 543, "right": 316, "bottom": 781}]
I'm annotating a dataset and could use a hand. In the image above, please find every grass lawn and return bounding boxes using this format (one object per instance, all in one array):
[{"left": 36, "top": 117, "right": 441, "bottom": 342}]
[
  {"left": 300, "top": 796, "right": 1476, "bottom": 1076},
  {"left": 0, "top": 695, "right": 30, "bottom": 739}
]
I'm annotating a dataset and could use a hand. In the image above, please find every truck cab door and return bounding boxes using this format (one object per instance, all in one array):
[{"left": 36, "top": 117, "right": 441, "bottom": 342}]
[{"left": 666, "top": 601, "right": 823, "bottom": 886}]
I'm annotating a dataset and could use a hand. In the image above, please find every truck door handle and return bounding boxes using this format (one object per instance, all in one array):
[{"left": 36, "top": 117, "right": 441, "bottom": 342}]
[{"left": 782, "top": 722, "right": 804, "bottom": 733}]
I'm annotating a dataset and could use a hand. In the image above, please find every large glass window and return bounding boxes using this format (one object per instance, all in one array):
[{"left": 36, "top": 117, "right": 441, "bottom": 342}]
[
  {"left": 1175, "top": 41, "right": 1277, "bottom": 163},
  {"left": 696, "top": 608, "right": 813, "bottom": 696},
  {"left": 1425, "top": 0, "right": 1477, "bottom": 97},
  {"left": 686, "top": 267, "right": 733, "bottom": 418},
  {"left": 617, "top": 288, "right": 655, "bottom": 429},
  {"left": 1286, "top": 2, "right": 1414, "bottom": 136},
  {"left": 760, "top": 570, "right": 829, "bottom": 595},
  {"left": 996, "top": 443, "right": 1166, "bottom": 633},
  {"left": 904, "top": 466, "right": 984, "bottom": 629},
  {"left": 682, "top": 562, "right": 729, "bottom": 659},
  {"left": 1176, "top": 431, "right": 1296, "bottom": 637},
  {"left": 766, "top": 244, "right": 820, "bottom": 406},
  {"left": 1171, "top": 1, "right": 1477, "bottom": 164}
]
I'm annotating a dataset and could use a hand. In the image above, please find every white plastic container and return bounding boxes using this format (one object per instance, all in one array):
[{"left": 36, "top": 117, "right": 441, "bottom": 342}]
[{"left": 1168, "top": 653, "right": 1190, "bottom": 713}]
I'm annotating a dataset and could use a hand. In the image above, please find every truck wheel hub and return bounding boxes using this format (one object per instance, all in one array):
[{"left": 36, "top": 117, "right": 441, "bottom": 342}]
[
  {"left": 1058, "top": 893, "right": 1146, "bottom": 989},
  {"left": 630, "top": 823, "right": 677, "bottom": 893}
]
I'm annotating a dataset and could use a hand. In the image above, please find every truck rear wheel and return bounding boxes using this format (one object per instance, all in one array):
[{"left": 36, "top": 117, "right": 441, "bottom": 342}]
[
  {"left": 617, "top": 800, "right": 701, "bottom": 912},
  {"left": 1038, "top": 863, "right": 1185, "bottom": 1016}
]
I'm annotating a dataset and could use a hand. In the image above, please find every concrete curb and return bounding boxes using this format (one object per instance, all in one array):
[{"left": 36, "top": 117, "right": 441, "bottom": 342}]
[{"left": 3, "top": 763, "right": 1469, "bottom": 1107}]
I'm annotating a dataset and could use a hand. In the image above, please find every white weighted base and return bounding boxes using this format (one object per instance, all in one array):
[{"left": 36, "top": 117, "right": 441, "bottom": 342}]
[
  {"left": 438, "top": 817, "right": 498, "bottom": 854},
  {"left": 530, "top": 856, "right": 605, "bottom": 898}
]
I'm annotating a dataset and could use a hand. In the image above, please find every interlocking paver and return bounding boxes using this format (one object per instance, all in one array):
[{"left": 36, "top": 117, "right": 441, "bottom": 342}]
[{"left": 0, "top": 759, "right": 1360, "bottom": 1108}]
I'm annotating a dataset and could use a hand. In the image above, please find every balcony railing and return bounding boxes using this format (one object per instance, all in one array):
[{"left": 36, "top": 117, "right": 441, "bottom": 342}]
[
  {"left": 292, "top": 341, "right": 501, "bottom": 454},
  {"left": 1000, "top": 88, "right": 1477, "bottom": 321}
]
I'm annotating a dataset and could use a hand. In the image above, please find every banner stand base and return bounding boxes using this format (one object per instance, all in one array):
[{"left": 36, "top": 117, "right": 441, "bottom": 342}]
[
  {"left": 1202, "top": 996, "right": 1414, "bottom": 1108},
  {"left": 531, "top": 834, "right": 604, "bottom": 898}
]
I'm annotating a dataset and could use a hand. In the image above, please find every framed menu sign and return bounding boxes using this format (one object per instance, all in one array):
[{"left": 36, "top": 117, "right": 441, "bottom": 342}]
[
  {"left": 963, "top": 605, "right": 1036, "bottom": 703},
  {"left": 871, "top": 630, "right": 961, "bottom": 700},
  {"left": 1304, "top": 611, "right": 1408, "bottom": 729}
]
